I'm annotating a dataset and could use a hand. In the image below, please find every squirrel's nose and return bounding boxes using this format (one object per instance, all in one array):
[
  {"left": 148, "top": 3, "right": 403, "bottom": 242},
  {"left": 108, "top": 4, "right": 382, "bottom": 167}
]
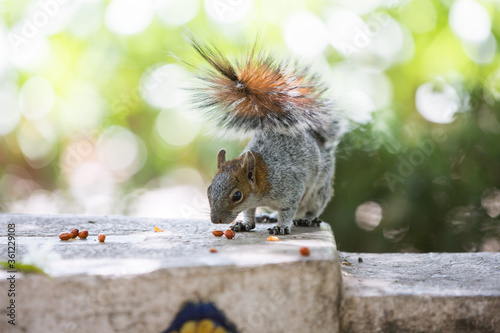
[{"left": 210, "top": 213, "right": 223, "bottom": 224}]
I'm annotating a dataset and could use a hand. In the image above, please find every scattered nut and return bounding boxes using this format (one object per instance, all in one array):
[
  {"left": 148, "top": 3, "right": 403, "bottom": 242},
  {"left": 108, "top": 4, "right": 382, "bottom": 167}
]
[
  {"left": 78, "top": 230, "right": 89, "bottom": 239},
  {"left": 212, "top": 230, "right": 224, "bottom": 237},
  {"left": 224, "top": 230, "right": 235, "bottom": 239},
  {"left": 98, "top": 234, "right": 106, "bottom": 242},
  {"left": 266, "top": 236, "right": 280, "bottom": 241},
  {"left": 209, "top": 248, "right": 218, "bottom": 253},
  {"left": 59, "top": 232, "right": 72, "bottom": 241},
  {"left": 341, "top": 261, "right": 352, "bottom": 266},
  {"left": 299, "top": 247, "right": 310, "bottom": 256},
  {"left": 70, "top": 228, "right": 79, "bottom": 238}
]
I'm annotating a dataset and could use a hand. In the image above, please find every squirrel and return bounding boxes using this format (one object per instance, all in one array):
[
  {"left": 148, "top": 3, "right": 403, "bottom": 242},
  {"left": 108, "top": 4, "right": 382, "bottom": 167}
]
[{"left": 187, "top": 37, "right": 342, "bottom": 235}]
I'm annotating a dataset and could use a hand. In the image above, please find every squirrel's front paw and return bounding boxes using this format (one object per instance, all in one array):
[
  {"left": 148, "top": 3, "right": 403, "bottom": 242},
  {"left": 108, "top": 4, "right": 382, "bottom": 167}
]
[
  {"left": 267, "top": 225, "right": 290, "bottom": 235},
  {"left": 230, "top": 221, "right": 255, "bottom": 232}
]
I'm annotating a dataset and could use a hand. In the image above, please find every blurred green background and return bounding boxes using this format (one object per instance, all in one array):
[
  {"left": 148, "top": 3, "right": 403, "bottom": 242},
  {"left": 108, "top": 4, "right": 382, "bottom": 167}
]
[{"left": 0, "top": 0, "right": 499, "bottom": 252}]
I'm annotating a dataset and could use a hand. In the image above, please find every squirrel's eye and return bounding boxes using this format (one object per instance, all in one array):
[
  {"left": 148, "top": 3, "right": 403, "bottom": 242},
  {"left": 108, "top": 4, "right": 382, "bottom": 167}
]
[{"left": 232, "top": 191, "right": 242, "bottom": 202}]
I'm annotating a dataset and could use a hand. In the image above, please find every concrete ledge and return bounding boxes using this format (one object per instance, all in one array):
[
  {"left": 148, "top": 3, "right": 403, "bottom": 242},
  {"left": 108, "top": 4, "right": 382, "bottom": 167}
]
[
  {"left": 0, "top": 214, "right": 341, "bottom": 333},
  {"left": 339, "top": 252, "right": 500, "bottom": 333},
  {"left": 2, "top": 214, "right": 499, "bottom": 332}
]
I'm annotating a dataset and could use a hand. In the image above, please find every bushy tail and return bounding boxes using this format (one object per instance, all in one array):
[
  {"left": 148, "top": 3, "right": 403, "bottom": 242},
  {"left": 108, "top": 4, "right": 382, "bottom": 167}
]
[{"left": 187, "top": 36, "right": 335, "bottom": 139}]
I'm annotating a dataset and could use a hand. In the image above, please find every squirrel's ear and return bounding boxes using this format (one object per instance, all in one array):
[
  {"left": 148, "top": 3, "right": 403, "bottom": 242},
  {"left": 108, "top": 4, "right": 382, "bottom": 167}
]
[
  {"left": 217, "top": 149, "right": 226, "bottom": 169},
  {"left": 244, "top": 151, "right": 256, "bottom": 183}
]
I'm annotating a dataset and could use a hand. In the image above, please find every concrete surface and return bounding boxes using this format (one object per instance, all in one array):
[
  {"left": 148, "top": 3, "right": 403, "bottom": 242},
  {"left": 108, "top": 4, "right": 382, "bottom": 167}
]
[
  {"left": 0, "top": 214, "right": 341, "bottom": 333},
  {"left": 2, "top": 213, "right": 500, "bottom": 333},
  {"left": 339, "top": 252, "right": 500, "bottom": 333}
]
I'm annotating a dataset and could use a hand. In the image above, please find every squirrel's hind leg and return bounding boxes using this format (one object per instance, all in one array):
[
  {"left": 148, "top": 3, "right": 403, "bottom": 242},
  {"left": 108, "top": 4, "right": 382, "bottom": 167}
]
[
  {"left": 230, "top": 208, "right": 256, "bottom": 232},
  {"left": 267, "top": 208, "right": 296, "bottom": 235},
  {"left": 292, "top": 178, "right": 332, "bottom": 227}
]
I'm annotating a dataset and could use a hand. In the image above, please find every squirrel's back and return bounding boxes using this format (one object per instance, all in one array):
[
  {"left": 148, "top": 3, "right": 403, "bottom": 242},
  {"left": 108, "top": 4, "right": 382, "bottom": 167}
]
[{"left": 188, "top": 36, "right": 339, "bottom": 141}]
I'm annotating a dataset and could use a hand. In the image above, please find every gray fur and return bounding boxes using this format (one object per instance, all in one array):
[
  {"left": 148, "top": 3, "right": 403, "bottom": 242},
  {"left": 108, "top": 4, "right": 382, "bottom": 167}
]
[
  {"left": 242, "top": 123, "right": 337, "bottom": 231},
  {"left": 208, "top": 119, "right": 339, "bottom": 233}
]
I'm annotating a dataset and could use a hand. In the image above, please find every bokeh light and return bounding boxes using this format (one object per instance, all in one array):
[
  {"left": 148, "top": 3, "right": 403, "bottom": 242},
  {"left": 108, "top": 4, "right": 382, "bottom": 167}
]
[
  {"left": 19, "top": 75, "right": 55, "bottom": 120},
  {"left": 0, "top": 90, "right": 21, "bottom": 136},
  {"left": 462, "top": 34, "right": 497, "bottom": 65},
  {"left": 0, "top": 21, "right": 10, "bottom": 76},
  {"left": 67, "top": 0, "right": 104, "bottom": 38},
  {"left": 97, "top": 126, "right": 146, "bottom": 179},
  {"left": 156, "top": 0, "right": 199, "bottom": 26},
  {"left": 336, "top": 0, "right": 382, "bottom": 15},
  {"left": 69, "top": 161, "right": 115, "bottom": 212},
  {"left": 18, "top": 0, "right": 80, "bottom": 37},
  {"left": 329, "top": 62, "right": 393, "bottom": 124},
  {"left": 59, "top": 138, "right": 96, "bottom": 180},
  {"left": 283, "top": 11, "right": 328, "bottom": 57},
  {"left": 327, "top": 8, "right": 366, "bottom": 58},
  {"left": 139, "top": 64, "right": 188, "bottom": 110},
  {"left": 17, "top": 120, "right": 57, "bottom": 167},
  {"left": 415, "top": 80, "right": 460, "bottom": 124},
  {"left": 259, "top": 0, "right": 305, "bottom": 24},
  {"left": 204, "top": 0, "right": 252, "bottom": 23},
  {"left": 155, "top": 108, "right": 201, "bottom": 147},
  {"left": 362, "top": 14, "right": 405, "bottom": 67},
  {"left": 8, "top": 35, "right": 51, "bottom": 70},
  {"left": 355, "top": 201, "right": 383, "bottom": 231},
  {"left": 105, "top": 0, "right": 153, "bottom": 35},
  {"left": 449, "top": 0, "right": 491, "bottom": 43},
  {"left": 481, "top": 238, "right": 500, "bottom": 252},
  {"left": 481, "top": 188, "right": 500, "bottom": 218}
]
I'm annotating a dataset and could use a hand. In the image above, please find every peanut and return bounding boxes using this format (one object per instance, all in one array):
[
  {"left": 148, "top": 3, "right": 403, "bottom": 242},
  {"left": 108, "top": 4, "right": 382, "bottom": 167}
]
[
  {"left": 70, "top": 228, "right": 79, "bottom": 238},
  {"left": 98, "top": 234, "right": 106, "bottom": 242},
  {"left": 212, "top": 230, "right": 224, "bottom": 237},
  {"left": 59, "top": 233, "right": 72, "bottom": 241},
  {"left": 299, "top": 247, "right": 310, "bottom": 256},
  {"left": 78, "top": 230, "right": 89, "bottom": 239}
]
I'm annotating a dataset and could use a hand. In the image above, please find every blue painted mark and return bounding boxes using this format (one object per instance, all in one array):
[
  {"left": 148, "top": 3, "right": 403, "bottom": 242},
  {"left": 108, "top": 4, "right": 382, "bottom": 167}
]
[{"left": 163, "top": 302, "right": 238, "bottom": 333}]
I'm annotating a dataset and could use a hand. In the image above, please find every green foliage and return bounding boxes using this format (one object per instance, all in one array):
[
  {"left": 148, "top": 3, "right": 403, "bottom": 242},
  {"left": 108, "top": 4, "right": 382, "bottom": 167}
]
[{"left": 330, "top": 95, "right": 500, "bottom": 252}]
